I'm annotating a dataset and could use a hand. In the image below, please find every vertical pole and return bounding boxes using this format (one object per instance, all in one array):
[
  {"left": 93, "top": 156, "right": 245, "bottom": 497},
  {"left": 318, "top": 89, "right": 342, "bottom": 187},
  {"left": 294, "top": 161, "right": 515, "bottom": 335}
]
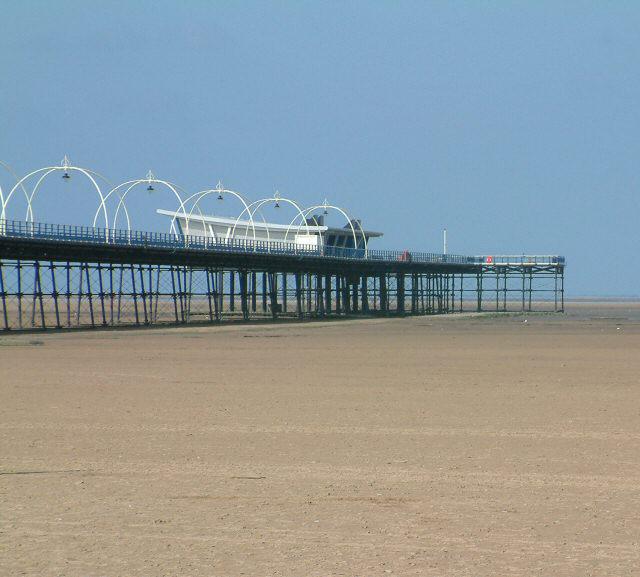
[
  {"left": 176, "top": 266, "right": 184, "bottom": 322},
  {"left": 273, "top": 273, "right": 279, "bottom": 316},
  {"left": 335, "top": 275, "right": 342, "bottom": 314},
  {"left": 97, "top": 263, "right": 107, "bottom": 326},
  {"left": 251, "top": 272, "right": 257, "bottom": 313},
  {"left": 325, "top": 274, "right": 332, "bottom": 314},
  {"left": 130, "top": 264, "right": 139, "bottom": 325},
  {"left": 154, "top": 265, "right": 160, "bottom": 323},
  {"left": 380, "top": 274, "right": 387, "bottom": 314},
  {"left": 180, "top": 267, "right": 188, "bottom": 322},
  {"left": 206, "top": 268, "right": 214, "bottom": 322},
  {"left": 352, "top": 278, "right": 359, "bottom": 314},
  {"left": 229, "top": 271, "right": 235, "bottom": 312},
  {"left": 269, "top": 273, "right": 278, "bottom": 319},
  {"left": 76, "top": 263, "right": 84, "bottom": 326},
  {"left": 116, "top": 265, "right": 124, "bottom": 324},
  {"left": 34, "top": 261, "right": 46, "bottom": 329},
  {"left": 316, "top": 274, "right": 324, "bottom": 317},
  {"left": 212, "top": 269, "right": 221, "bottom": 321},
  {"left": 109, "top": 264, "right": 115, "bottom": 325},
  {"left": 138, "top": 265, "right": 148, "bottom": 324},
  {"left": 450, "top": 274, "right": 455, "bottom": 314},
  {"left": 503, "top": 269, "right": 507, "bottom": 312},
  {"left": 477, "top": 271, "right": 483, "bottom": 312},
  {"left": 0, "top": 261, "right": 9, "bottom": 330},
  {"left": 411, "top": 273, "right": 417, "bottom": 314},
  {"left": 31, "top": 263, "right": 38, "bottom": 327},
  {"left": 170, "top": 266, "right": 180, "bottom": 323},
  {"left": 85, "top": 264, "right": 95, "bottom": 328},
  {"left": 432, "top": 275, "right": 436, "bottom": 313},
  {"left": 17, "top": 259, "right": 23, "bottom": 329},
  {"left": 372, "top": 276, "right": 378, "bottom": 311},
  {"left": 66, "top": 261, "right": 72, "bottom": 327},
  {"left": 282, "top": 273, "right": 288, "bottom": 313},
  {"left": 424, "top": 275, "right": 429, "bottom": 313},
  {"left": 148, "top": 265, "right": 154, "bottom": 323},
  {"left": 361, "top": 276, "right": 369, "bottom": 313},
  {"left": 262, "top": 272, "right": 267, "bottom": 313},
  {"left": 442, "top": 274, "right": 447, "bottom": 313},
  {"left": 397, "top": 273, "right": 405, "bottom": 315},
  {"left": 31, "top": 261, "right": 42, "bottom": 329},
  {"left": 342, "top": 276, "right": 351, "bottom": 314},
  {"left": 295, "top": 272, "right": 303, "bottom": 319},
  {"left": 186, "top": 268, "right": 192, "bottom": 323},
  {"left": 217, "top": 270, "right": 224, "bottom": 318},
  {"left": 240, "top": 270, "right": 249, "bottom": 320},
  {"left": 49, "top": 262, "right": 61, "bottom": 329},
  {"left": 441, "top": 274, "right": 446, "bottom": 313}
]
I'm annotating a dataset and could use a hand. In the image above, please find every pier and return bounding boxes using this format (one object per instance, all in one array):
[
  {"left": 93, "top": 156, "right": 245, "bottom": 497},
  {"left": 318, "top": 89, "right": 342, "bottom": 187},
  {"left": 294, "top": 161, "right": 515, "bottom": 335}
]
[{"left": 0, "top": 160, "right": 565, "bottom": 331}]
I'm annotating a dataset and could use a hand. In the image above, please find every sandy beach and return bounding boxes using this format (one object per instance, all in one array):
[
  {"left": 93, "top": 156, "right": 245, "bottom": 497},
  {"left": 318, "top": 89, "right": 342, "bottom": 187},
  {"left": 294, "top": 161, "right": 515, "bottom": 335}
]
[{"left": 1, "top": 303, "right": 639, "bottom": 576}]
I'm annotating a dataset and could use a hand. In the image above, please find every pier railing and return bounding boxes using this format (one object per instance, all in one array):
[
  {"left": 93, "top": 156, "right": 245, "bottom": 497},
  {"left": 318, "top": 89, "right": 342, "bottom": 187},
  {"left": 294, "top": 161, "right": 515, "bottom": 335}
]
[
  {"left": 0, "top": 218, "right": 478, "bottom": 265},
  {"left": 0, "top": 219, "right": 565, "bottom": 267},
  {"left": 470, "top": 255, "right": 566, "bottom": 265}
]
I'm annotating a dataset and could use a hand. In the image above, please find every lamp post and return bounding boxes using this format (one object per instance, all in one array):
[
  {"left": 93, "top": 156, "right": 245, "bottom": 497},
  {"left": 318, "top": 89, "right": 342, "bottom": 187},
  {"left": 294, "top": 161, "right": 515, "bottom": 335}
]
[
  {"left": 62, "top": 155, "right": 71, "bottom": 179},
  {"left": 146, "top": 170, "right": 155, "bottom": 192}
]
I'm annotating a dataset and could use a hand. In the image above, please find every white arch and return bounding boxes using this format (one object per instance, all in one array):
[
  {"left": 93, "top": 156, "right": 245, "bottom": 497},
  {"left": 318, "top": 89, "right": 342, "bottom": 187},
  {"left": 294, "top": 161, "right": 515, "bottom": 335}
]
[
  {"left": 230, "top": 196, "right": 311, "bottom": 250},
  {"left": 1, "top": 163, "right": 110, "bottom": 233},
  {"left": 284, "top": 204, "right": 368, "bottom": 257},
  {"left": 96, "top": 176, "right": 188, "bottom": 240},
  {"left": 24, "top": 165, "right": 113, "bottom": 225},
  {"left": 177, "top": 187, "right": 267, "bottom": 243},
  {"left": 24, "top": 168, "right": 60, "bottom": 222},
  {"left": 0, "top": 160, "right": 30, "bottom": 213},
  {"left": 102, "top": 181, "right": 139, "bottom": 232}
]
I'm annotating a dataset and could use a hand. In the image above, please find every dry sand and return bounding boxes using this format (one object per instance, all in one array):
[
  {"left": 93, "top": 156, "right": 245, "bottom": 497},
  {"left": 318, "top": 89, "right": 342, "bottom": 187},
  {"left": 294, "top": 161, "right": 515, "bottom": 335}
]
[{"left": 1, "top": 303, "right": 639, "bottom": 576}]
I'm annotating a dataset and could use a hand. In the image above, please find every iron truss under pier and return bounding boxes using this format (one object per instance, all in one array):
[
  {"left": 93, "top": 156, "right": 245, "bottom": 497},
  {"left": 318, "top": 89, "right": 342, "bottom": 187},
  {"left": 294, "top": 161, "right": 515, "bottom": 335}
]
[{"left": 0, "top": 220, "right": 564, "bottom": 332}]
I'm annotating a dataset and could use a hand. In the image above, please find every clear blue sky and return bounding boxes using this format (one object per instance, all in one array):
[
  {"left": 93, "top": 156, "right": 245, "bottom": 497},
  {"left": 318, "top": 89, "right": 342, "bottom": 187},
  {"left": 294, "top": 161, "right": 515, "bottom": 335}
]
[{"left": 1, "top": 2, "right": 638, "bottom": 296}]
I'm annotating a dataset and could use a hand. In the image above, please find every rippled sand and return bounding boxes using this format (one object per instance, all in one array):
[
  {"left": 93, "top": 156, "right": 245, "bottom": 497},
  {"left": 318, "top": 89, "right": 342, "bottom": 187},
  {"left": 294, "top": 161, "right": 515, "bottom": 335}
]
[{"left": 2, "top": 303, "right": 639, "bottom": 576}]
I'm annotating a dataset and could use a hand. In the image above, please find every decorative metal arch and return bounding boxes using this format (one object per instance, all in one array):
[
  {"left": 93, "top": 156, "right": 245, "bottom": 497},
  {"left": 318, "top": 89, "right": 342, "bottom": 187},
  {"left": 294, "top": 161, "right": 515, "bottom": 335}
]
[
  {"left": 284, "top": 201, "right": 368, "bottom": 256},
  {"left": 0, "top": 160, "right": 30, "bottom": 212},
  {"left": 230, "top": 193, "right": 311, "bottom": 248},
  {"left": 177, "top": 182, "right": 268, "bottom": 243},
  {"left": 1, "top": 156, "right": 110, "bottom": 232},
  {"left": 96, "top": 170, "right": 188, "bottom": 239}
]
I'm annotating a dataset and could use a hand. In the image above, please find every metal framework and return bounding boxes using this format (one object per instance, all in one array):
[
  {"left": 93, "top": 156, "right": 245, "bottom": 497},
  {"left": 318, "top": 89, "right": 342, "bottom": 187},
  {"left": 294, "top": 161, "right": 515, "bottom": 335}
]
[
  {"left": 229, "top": 193, "right": 312, "bottom": 242},
  {"left": 0, "top": 159, "right": 565, "bottom": 332},
  {"left": 0, "top": 259, "right": 563, "bottom": 331},
  {"left": 283, "top": 201, "right": 368, "bottom": 255},
  {"left": 180, "top": 183, "right": 261, "bottom": 241},
  {"left": 1, "top": 156, "right": 111, "bottom": 229}
]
